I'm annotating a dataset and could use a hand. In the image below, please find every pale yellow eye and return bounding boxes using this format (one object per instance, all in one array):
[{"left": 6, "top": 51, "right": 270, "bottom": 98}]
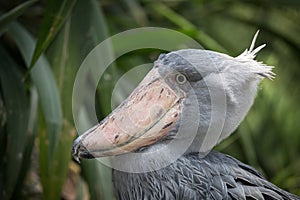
[{"left": 176, "top": 74, "right": 187, "bottom": 84}]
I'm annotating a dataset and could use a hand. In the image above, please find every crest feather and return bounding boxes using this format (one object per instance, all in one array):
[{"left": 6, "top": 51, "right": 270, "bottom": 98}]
[{"left": 235, "top": 30, "right": 275, "bottom": 80}]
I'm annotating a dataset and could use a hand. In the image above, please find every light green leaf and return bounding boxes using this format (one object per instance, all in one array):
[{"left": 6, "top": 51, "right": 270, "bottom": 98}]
[
  {"left": 46, "top": 0, "right": 115, "bottom": 199},
  {"left": 8, "top": 22, "right": 62, "bottom": 160},
  {"left": 38, "top": 119, "right": 75, "bottom": 199}
]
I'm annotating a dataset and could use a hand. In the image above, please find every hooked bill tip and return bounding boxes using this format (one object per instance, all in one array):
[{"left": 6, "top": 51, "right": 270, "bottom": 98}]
[
  {"left": 72, "top": 136, "right": 84, "bottom": 163},
  {"left": 74, "top": 155, "right": 81, "bottom": 164}
]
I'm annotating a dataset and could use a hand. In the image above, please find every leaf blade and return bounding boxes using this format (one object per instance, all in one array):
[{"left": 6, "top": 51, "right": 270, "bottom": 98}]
[
  {"left": 30, "top": 0, "right": 76, "bottom": 67},
  {"left": 8, "top": 22, "right": 63, "bottom": 160},
  {"left": 0, "top": 45, "right": 29, "bottom": 200},
  {"left": 0, "top": 0, "right": 38, "bottom": 35}
]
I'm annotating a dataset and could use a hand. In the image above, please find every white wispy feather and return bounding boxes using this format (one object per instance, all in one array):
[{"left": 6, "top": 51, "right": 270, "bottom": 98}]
[{"left": 235, "top": 30, "right": 275, "bottom": 80}]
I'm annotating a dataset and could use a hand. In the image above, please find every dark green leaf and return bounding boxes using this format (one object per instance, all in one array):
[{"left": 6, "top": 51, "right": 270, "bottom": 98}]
[
  {"left": 0, "top": 0, "right": 38, "bottom": 35},
  {"left": 11, "top": 88, "right": 38, "bottom": 200},
  {"left": 30, "top": 0, "right": 76, "bottom": 67},
  {"left": 149, "top": 1, "right": 226, "bottom": 52},
  {"left": 0, "top": 45, "right": 29, "bottom": 200},
  {"left": 81, "top": 160, "right": 113, "bottom": 200}
]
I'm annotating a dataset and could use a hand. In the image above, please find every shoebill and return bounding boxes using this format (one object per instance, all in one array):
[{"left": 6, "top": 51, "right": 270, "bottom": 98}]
[{"left": 72, "top": 32, "right": 300, "bottom": 200}]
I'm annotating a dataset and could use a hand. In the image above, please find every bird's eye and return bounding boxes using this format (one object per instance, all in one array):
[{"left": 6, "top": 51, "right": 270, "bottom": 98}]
[{"left": 176, "top": 74, "right": 187, "bottom": 84}]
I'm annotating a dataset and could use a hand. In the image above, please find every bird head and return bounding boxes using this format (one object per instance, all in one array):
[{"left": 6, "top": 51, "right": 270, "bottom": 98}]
[{"left": 72, "top": 31, "right": 274, "bottom": 170}]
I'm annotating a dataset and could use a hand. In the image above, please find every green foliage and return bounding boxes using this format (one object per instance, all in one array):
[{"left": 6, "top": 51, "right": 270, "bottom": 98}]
[
  {"left": 8, "top": 22, "right": 63, "bottom": 161},
  {"left": 30, "top": 0, "right": 76, "bottom": 67},
  {"left": 0, "top": 45, "right": 31, "bottom": 200},
  {"left": 47, "top": 1, "right": 116, "bottom": 199},
  {"left": 0, "top": 0, "right": 38, "bottom": 35},
  {"left": 0, "top": 0, "right": 299, "bottom": 199}
]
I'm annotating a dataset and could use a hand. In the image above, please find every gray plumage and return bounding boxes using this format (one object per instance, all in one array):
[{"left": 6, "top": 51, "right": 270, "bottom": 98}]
[{"left": 113, "top": 151, "right": 299, "bottom": 200}]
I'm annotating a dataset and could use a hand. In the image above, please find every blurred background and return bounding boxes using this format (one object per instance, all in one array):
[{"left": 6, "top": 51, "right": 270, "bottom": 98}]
[{"left": 0, "top": 0, "right": 300, "bottom": 199}]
